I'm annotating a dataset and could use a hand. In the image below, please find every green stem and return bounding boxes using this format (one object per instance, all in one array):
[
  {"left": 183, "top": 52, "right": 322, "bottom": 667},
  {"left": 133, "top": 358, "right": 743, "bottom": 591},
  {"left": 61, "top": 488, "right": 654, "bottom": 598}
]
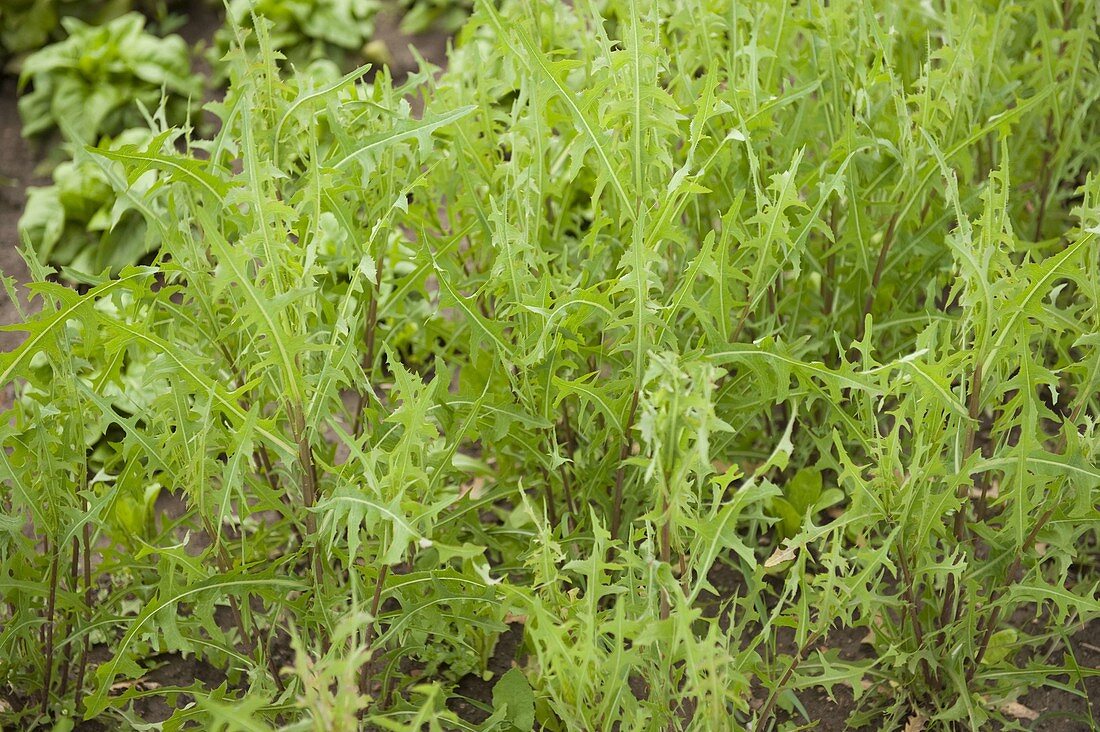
[
  {"left": 611, "top": 391, "right": 641, "bottom": 541},
  {"left": 955, "top": 360, "right": 984, "bottom": 543},
  {"left": 659, "top": 494, "right": 672, "bottom": 621},
  {"left": 560, "top": 402, "right": 579, "bottom": 521},
  {"left": 897, "top": 543, "right": 940, "bottom": 691},
  {"left": 964, "top": 507, "right": 1054, "bottom": 684},
  {"left": 57, "top": 537, "right": 79, "bottom": 698},
  {"left": 756, "top": 627, "right": 826, "bottom": 731},
  {"left": 358, "top": 564, "right": 390, "bottom": 696},
  {"left": 41, "top": 542, "right": 59, "bottom": 716},
  {"left": 857, "top": 206, "right": 901, "bottom": 342},
  {"left": 353, "top": 257, "right": 385, "bottom": 439},
  {"left": 73, "top": 498, "right": 92, "bottom": 713}
]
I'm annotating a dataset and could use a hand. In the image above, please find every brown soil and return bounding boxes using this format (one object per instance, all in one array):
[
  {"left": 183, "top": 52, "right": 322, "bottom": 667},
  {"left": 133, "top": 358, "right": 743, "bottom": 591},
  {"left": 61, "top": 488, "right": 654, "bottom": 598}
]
[{"left": 1019, "top": 621, "right": 1100, "bottom": 731}]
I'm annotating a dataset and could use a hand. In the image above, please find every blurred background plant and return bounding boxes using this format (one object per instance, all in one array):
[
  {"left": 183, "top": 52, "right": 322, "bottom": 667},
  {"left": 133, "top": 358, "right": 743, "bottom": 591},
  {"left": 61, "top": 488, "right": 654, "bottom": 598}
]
[
  {"left": 211, "top": 0, "right": 382, "bottom": 74},
  {"left": 0, "top": 0, "right": 133, "bottom": 66},
  {"left": 17, "top": 12, "right": 198, "bottom": 143},
  {"left": 18, "top": 127, "right": 162, "bottom": 275}
]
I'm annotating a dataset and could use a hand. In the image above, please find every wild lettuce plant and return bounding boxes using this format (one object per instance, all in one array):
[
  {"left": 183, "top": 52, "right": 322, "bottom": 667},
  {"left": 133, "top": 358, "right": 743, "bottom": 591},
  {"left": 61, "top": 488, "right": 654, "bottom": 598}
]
[{"left": 0, "top": 1, "right": 1098, "bottom": 731}]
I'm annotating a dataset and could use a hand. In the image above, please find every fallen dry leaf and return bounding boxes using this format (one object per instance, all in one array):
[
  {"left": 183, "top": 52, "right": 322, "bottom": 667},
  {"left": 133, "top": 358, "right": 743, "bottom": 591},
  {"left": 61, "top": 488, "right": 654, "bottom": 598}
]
[
  {"left": 968, "top": 479, "right": 999, "bottom": 499},
  {"left": 1000, "top": 701, "right": 1039, "bottom": 721},
  {"left": 458, "top": 476, "right": 486, "bottom": 500},
  {"left": 109, "top": 679, "right": 162, "bottom": 694},
  {"left": 903, "top": 712, "right": 926, "bottom": 732},
  {"left": 765, "top": 543, "right": 797, "bottom": 568}
]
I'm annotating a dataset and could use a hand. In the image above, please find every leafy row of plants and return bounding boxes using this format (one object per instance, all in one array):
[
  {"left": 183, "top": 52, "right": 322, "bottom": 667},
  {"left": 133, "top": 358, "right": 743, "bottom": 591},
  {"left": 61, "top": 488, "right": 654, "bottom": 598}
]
[
  {"left": 1, "top": 0, "right": 471, "bottom": 64},
  {"left": 16, "top": 12, "right": 198, "bottom": 143},
  {"left": 0, "top": 0, "right": 138, "bottom": 65},
  {"left": 2, "top": 0, "right": 1099, "bottom": 730},
  {"left": 12, "top": 0, "right": 471, "bottom": 274}
]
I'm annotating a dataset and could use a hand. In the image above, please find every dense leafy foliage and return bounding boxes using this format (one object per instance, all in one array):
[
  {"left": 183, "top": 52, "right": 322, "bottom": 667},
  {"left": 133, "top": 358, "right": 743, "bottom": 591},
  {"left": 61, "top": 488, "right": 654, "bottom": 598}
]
[
  {"left": 208, "top": 0, "right": 473, "bottom": 79},
  {"left": 211, "top": 0, "right": 383, "bottom": 74},
  {"left": 0, "top": 0, "right": 133, "bottom": 62},
  {"left": 397, "top": 0, "right": 472, "bottom": 34},
  {"left": 17, "top": 12, "right": 197, "bottom": 142},
  {"left": 1, "top": 1, "right": 1098, "bottom": 730},
  {"left": 18, "top": 127, "right": 162, "bottom": 275}
]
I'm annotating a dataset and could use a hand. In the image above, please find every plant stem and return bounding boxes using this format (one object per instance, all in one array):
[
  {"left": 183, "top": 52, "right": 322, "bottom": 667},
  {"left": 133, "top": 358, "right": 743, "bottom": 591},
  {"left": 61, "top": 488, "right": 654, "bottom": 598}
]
[
  {"left": 290, "top": 404, "right": 324, "bottom": 590},
  {"left": 350, "top": 255, "right": 390, "bottom": 693},
  {"left": 57, "top": 536, "right": 80, "bottom": 698},
  {"left": 254, "top": 445, "right": 282, "bottom": 496},
  {"left": 41, "top": 542, "right": 59, "bottom": 716},
  {"left": 60, "top": 465, "right": 91, "bottom": 700},
  {"left": 938, "top": 560, "right": 959, "bottom": 634},
  {"left": 756, "top": 627, "right": 825, "bottom": 731},
  {"left": 57, "top": 534, "right": 81, "bottom": 695},
  {"left": 358, "top": 564, "right": 389, "bottom": 695},
  {"left": 1032, "top": 115, "right": 1055, "bottom": 243},
  {"left": 74, "top": 498, "right": 92, "bottom": 713},
  {"left": 856, "top": 206, "right": 902, "bottom": 342},
  {"left": 1032, "top": 2, "right": 1073, "bottom": 242},
  {"left": 659, "top": 495, "right": 672, "bottom": 621},
  {"left": 353, "top": 256, "right": 385, "bottom": 439},
  {"left": 964, "top": 507, "right": 1054, "bottom": 684},
  {"left": 942, "top": 360, "right": 986, "bottom": 629},
  {"left": 821, "top": 201, "right": 838, "bottom": 316},
  {"left": 543, "top": 470, "right": 560, "bottom": 528},
  {"left": 202, "top": 511, "right": 286, "bottom": 692},
  {"left": 731, "top": 300, "right": 752, "bottom": 344},
  {"left": 560, "top": 402, "right": 579, "bottom": 520},
  {"left": 955, "top": 360, "right": 984, "bottom": 543},
  {"left": 611, "top": 391, "right": 640, "bottom": 541},
  {"left": 897, "top": 544, "right": 939, "bottom": 691}
]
